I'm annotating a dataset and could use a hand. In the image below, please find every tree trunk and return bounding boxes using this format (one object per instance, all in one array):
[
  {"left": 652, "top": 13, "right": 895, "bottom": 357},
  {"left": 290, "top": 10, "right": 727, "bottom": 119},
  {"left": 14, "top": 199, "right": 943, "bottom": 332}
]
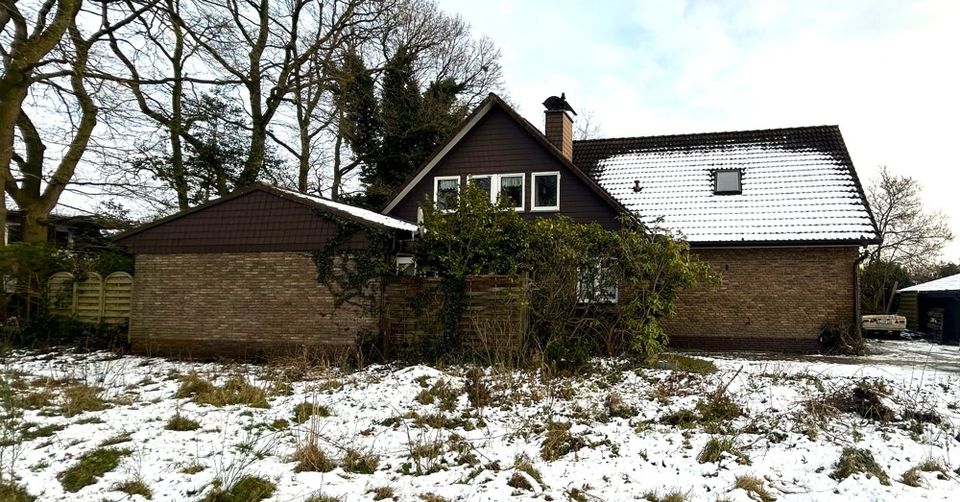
[{"left": 20, "top": 211, "right": 48, "bottom": 243}]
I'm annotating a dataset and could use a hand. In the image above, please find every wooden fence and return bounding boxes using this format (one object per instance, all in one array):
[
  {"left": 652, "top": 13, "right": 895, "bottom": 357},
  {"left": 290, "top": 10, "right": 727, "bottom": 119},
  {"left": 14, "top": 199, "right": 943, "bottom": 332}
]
[{"left": 47, "top": 271, "right": 133, "bottom": 324}]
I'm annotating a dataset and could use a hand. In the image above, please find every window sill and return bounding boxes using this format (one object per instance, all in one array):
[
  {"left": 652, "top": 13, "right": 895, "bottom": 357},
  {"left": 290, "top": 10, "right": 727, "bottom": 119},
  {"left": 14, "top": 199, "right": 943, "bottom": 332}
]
[{"left": 530, "top": 207, "right": 560, "bottom": 212}]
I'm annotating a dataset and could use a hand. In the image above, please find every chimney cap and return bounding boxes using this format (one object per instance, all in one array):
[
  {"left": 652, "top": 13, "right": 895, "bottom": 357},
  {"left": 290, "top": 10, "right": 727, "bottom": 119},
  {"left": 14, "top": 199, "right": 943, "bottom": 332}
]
[{"left": 543, "top": 92, "right": 577, "bottom": 116}]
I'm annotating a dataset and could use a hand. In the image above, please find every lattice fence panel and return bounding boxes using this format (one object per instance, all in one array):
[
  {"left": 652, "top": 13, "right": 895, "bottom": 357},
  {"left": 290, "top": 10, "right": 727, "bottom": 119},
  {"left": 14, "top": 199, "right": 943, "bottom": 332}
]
[{"left": 102, "top": 272, "right": 134, "bottom": 324}]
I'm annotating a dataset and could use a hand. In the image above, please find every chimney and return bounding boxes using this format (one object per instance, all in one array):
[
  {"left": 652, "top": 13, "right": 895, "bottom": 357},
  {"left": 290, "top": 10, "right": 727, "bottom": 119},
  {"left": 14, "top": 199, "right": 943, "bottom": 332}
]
[{"left": 542, "top": 93, "right": 576, "bottom": 160}]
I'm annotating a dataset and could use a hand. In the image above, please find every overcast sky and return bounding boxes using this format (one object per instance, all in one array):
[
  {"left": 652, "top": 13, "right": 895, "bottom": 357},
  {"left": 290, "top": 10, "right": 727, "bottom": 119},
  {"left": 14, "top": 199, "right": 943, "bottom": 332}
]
[{"left": 437, "top": 0, "right": 960, "bottom": 261}]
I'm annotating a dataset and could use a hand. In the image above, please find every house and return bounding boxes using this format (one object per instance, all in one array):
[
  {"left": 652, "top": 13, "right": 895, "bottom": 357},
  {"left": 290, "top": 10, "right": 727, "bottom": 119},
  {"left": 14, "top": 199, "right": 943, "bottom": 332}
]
[
  {"left": 117, "top": 92, "right": 878, "bottom": 357},
  {"left": 4, "top": 209, "right": 113, "bottom": 248},
  {"left": 383, "top": 93, "right": 879, "bottom": 352},
  {"left": 897, "top": 274, "right": 960, "bottom": 345},
  {"left": 115, "top": 184, "right": 417, "bottom": 357}
]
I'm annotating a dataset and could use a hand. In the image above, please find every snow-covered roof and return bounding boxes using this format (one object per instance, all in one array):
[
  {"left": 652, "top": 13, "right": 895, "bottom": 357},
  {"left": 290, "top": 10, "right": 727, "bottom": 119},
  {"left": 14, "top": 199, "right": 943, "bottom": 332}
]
[
  {"left": 270, "top": 186, "right": 418, "bottom": 233},
  {"left": 573, "top": 126, "right": 878, "bottom": 244},
  {"left": 898, "top": 273, "right": 960, "bottom": 293}
]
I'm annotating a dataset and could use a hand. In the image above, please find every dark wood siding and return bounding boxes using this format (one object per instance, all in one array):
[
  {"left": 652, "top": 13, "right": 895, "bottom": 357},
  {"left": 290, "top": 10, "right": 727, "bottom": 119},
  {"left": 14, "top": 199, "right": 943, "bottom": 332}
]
[
  {"left": 120, "top": 190, "right": 368, "bottom": 254},
  {"left": 388, "top": 107, "right": 620, "bottom": 228}
]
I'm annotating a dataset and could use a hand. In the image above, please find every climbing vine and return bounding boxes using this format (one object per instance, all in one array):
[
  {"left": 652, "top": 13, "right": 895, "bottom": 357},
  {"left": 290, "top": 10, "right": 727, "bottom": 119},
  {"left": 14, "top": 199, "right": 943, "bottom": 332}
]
[{"left": 311, "top": 209, "right": 395, "bottom": 308}]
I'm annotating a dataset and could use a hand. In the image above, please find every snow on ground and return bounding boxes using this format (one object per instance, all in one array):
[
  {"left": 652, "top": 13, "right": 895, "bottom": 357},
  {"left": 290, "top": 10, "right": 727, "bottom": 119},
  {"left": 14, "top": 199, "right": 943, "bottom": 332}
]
[{"left": 0, "top": 340, "right": 958, "bottom": 501}]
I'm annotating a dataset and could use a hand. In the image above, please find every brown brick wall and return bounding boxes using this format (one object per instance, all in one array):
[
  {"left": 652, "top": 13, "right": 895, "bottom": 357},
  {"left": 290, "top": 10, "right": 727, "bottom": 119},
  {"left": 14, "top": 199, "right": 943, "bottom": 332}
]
[
  {"left": 129, "top": 252, "right": 377, "bottom": 358},
  {"left": 664, "top": 246, "right": 859, "bottom": 352},
  {"left": 383, "top": 276, "right": 525, "bottom": 358}
]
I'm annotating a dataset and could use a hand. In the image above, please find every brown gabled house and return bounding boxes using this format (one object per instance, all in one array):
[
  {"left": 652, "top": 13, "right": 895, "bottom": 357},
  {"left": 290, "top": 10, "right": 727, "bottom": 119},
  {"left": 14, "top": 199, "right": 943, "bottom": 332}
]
[
  {"left": 383, "top": 93, "right": 879, "bottom": 352},
  {"left": 116, "top": 92, "right": 878, "bottom": 357}
]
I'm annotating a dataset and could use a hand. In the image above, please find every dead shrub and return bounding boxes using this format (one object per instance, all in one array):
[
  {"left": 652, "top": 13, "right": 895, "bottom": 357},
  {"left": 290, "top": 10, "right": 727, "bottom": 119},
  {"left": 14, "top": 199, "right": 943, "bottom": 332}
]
[{"left": 463, "top": 367, "right": 491, "bottom": 408}]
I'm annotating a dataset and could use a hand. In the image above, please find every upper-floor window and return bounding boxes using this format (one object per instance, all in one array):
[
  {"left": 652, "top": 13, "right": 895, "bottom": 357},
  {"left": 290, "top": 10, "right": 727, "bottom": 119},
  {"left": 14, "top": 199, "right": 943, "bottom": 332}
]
[
  {"left": 464, "top": 174, "right": 524, "bottom": 211},
  {"left": 532, "top": 172, "right": 560, "bottom": 211},
  {"left": 713, "top": 169, "right": 742, "bottom": 195},
  {"left": 434, "top": 176, "right": 460, "bottom": 210}
]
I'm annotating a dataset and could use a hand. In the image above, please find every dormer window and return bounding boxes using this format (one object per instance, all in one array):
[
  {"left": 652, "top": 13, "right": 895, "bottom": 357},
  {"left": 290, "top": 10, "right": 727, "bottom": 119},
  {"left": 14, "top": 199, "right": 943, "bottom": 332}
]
[{"left": 713, "top": 170, "right": 742, "bottom": 195}]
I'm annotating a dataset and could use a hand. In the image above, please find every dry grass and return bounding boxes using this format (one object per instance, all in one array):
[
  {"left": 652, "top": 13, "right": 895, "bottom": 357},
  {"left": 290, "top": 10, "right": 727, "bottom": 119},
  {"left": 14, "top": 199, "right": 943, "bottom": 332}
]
[
  {"left": 697, "top": 437, "right": 750, "bottom": 465},
  {"left": 540, "top": 421, "right": 586, "bottom": 461},
  {"left": 58, "top": 447, "right": 132, "bottom": 492},
  {"left": 115, "top": 477, "right": 153, "bottom": 499},
  {"left": 176, "top": 373, "right": 269, "bottom": 409},
  {"left": 733, "top": 474, "right": 776, "bottom": 502},
  {"left": 604, "top": 391, "right": 637, "bottom": 419},
  {"left": 342, "top": 448, "right": 379, "bottom": 474},
  {"left": 367, "top": 486, "right": 396, "bottom": 501},
  {"left": 292, "top": 443, "right": 336, "bottom": 473},
  {"left": 166, "top": 413, "right": 200, "bottom": 431},
  {"left": 60, "top": 384, "right": 106, "bottom": 417},
  {"left": 292, "top": 402, "right": 331, "bottom": 423}
]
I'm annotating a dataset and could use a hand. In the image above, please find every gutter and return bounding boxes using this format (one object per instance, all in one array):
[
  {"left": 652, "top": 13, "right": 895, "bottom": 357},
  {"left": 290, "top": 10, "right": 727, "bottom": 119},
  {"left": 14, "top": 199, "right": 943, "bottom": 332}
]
[{"left": 853, "top": 251, "right": 870, "bottom": 335}]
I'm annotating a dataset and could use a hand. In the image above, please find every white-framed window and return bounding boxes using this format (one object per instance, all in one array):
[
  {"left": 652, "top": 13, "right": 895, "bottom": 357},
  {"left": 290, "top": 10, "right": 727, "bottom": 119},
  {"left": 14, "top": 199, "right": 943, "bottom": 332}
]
[
  {"left": 577, "top": 259, "right": 619, "bottom": 304},
  {"left": 497, "top": 174, "right": 524, "bottom": 210},
  {"left": 713, "top": 169, "right": 742, "bottom": 195},
  {"left": 466, "top": 175, "right": 493, "bottom": 202},
  {"left": 434, "top": 176, "right": 461, "bottom": 210},
  {"left": 531, "top": 172, "right": 560, "bottom": 211},
  {"left": 395, "top": 255, "right": 416, "bottom": 276}
]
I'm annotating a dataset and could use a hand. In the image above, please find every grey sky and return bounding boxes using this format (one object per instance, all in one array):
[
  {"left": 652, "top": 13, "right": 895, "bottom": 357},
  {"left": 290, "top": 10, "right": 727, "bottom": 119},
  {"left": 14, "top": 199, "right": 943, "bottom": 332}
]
[{"left": 437, "top": 0, "right": 960, "bottom": 260}]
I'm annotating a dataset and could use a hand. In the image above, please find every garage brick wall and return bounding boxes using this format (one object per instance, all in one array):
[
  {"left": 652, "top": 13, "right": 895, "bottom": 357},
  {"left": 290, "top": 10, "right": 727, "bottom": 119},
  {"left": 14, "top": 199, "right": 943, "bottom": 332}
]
[
  {"left": 129, "top": 252, "right": 377, "bottom": 358},
  {"left": 664, "top": 246, "right": 859, "bottom": 352}
]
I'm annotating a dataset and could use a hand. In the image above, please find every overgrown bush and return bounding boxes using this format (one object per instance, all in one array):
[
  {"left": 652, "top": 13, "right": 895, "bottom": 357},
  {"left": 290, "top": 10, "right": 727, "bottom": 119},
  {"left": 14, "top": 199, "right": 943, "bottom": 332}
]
[{"left": 414, "top": 184, "right": 713, "bottom": 366}]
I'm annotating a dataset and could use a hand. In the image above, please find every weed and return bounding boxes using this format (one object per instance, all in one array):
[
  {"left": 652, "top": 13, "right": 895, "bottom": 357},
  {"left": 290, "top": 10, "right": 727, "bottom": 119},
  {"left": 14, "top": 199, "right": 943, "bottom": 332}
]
[
  {"left": 642, "top": 489, "right": 689, "bottom": 502},
  {"left": 696, "top": 395, "right": 742, "bottom": 423},
  {"left": 660, "top": 408, "right": 698, "bottom": 428},
  {"left": 415, "top": 379, "right": 460, "bottom": 411},
  {"left": 0, "top": 480, "right": 33, "bottom": 502},
  {"left": 367, "top": 486, "right": 396, "bottom": 500},
  {"left": 166, "top": 414, "right": 200, "bottom": 431},
  {"left": 61, "top": 385, "right": 106, "bottom": 417},
  {"left": 304, "top": 494, "right": 342, "bottom": 502},
  {"left": 202, "top": 475, "right": 276, "bottom": 502},
  {"left": 604, "top": 391, "right": 637, "bottom": 419},
  {"left": 419, "top": 493, "right": 449, "bottom": 502},
  {"left": 831, "top": 447, "right": 890, "bottom": 485},
  {"left": 507, "top": 471, "right": 534, "bottom": 490},
  {"left": 115, "top": 477, "right": 153, "bottom": 499},
  {"left": 697, "top": 437, "right": 749, "bottom": 465},
  {"left": 292, "top": 443, "right": 336, "bottom": 473},
  {"left": 733, "top": 474, "right": 775, "bottom": 502},
  {"left": 342, "top": 448, "right": 379, "bottom": 474},
  {"left": 19, "top": 423, "right": 64, "bottom": 441},
  {"left": 656, "top": 354, "right": 718, "bottom": 374},
  {"left": 100, "top": 433, "right": 132, "bottom": 446},
  {"left": 20, "top": 390, "right": 54, "bottom": 410},
  {"left": 901, "top": 467, "right": 922, "bottom": 487},
  {"left": 513, "top": 453, "right": 544, "bottom": 486},
  {"left": 540, "top": 421, "right": 586, "bottom": 461},
  {"left": 917, "top": 456, "right": 947, "bottom": 474},
  {"left": 177, "top": 373, "right": 269, "bottom": 408},
  {"left": 293, "top": 402, "right": 331, "bottom": 423},
  {"left": 181, "top": 462, "right": 205, "bottom": 474},
  {"left": 58, "top": 447, "right": 132, "bottom": 492},
  {"left": 464, "top": 367, "right": 491, "bottom": 408}
]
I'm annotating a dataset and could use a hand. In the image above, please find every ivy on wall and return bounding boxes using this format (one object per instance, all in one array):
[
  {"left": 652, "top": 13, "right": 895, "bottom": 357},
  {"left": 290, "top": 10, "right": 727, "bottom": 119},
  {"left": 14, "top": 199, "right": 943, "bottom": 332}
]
[{"left": 310, "top": 209, "right": 395, "bottom": 308}]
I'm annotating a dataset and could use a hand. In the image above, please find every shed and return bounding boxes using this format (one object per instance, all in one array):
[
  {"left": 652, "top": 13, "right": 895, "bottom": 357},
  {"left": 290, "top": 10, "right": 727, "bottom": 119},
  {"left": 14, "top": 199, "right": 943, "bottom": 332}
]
[
  {"left": 115, "top": 183, "right": 417, "bottom": 358},
  {"left": 897, "top": 273, "right": 960, "bottom": 345}
]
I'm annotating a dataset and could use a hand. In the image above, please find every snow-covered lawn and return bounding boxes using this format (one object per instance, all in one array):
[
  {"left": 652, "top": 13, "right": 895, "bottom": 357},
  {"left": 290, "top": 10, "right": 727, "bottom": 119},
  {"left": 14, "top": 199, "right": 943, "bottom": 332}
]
[{"left": 1, "top": 340, "right": 958, "bottom": 501}]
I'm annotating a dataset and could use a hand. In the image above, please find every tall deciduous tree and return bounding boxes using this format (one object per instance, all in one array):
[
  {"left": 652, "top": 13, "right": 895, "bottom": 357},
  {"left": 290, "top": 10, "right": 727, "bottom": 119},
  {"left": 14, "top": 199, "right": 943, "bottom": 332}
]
[
  {"left": 1, "top": 0, "right": 156, "bottom": 243},
  {"left": 862, "top": 166, "right": 953, "bottom": 312}
]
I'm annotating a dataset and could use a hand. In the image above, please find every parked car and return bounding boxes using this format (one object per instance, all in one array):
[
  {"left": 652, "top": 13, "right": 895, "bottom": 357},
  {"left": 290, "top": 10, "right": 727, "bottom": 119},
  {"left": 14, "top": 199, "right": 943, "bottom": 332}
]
[{"left": 861, "top": 314, "right": 907, "bottom": 337}]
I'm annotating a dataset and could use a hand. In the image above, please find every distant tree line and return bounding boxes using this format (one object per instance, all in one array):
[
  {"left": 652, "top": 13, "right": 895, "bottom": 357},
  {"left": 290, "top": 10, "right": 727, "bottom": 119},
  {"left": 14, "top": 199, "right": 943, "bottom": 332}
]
[{"left": 0, "top": 0, "right": 503, "bottom": 243}]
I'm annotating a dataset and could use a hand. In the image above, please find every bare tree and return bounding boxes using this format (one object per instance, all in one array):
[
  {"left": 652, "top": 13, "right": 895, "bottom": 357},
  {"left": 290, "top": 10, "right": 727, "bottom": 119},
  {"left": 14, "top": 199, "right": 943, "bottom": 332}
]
[
  {"left": 867, "top": 165, "right": 952, "bottom": 271},
  {"left": 574, "top": 109, "right": 602, "bottom": 140},
  {"left": 861, "top": 166, "right": 953, "bottom": 313},
  {"left": 1, "top": 0, "right": 157, "bottom": 243},
  {"left": 177, "top": 0, "right": 381, "bottom": 187}
]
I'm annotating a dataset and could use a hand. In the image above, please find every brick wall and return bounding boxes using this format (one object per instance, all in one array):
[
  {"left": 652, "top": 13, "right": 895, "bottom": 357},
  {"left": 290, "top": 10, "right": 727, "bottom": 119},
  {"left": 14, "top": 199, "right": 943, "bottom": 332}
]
[
  {"left": 130, "top": 252, "right": 377, "bottom": 358},
  {"left": 383, "top": 275, "right": 525, "bottom": 359},
  {"left": 664, "top": 246, "right": 859, "bottom": 352}
]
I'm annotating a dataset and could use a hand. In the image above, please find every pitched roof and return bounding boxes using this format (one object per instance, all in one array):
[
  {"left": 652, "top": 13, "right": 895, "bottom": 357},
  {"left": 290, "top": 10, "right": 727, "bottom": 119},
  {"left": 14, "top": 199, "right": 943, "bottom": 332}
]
[
  {"left": 898, "top": 273, "right": 960, "bottom": 293},
  {"left": 381, "top": 93, "right": 628, "bottom": 217},
  {"left": 116, "top": 183, "right": 416, "bottom": 243},
  {"left": 573, "top": 126, "right": 879, "bottom": 245}
]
